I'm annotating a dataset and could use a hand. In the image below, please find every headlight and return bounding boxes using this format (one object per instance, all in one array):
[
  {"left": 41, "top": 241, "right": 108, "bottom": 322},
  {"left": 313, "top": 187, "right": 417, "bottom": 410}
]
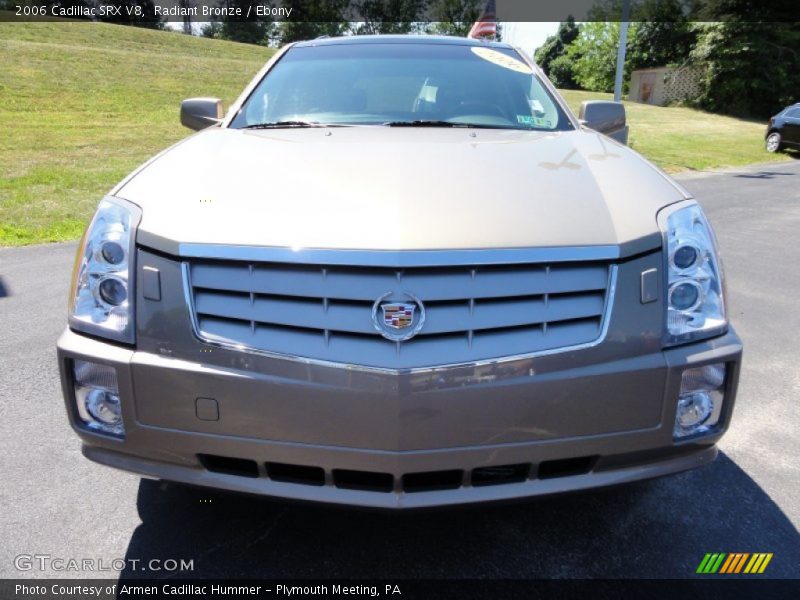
[
  {"left": 69, "top": 197, "right": 141, "bottom": 344},
  {"left": 658, "top": 201, "right": 727, "bottom": 347}
]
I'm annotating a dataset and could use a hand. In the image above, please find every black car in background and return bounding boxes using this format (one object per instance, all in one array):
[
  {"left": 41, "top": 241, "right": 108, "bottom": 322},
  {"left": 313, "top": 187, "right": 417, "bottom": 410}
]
[{"left": 766, "top": 103, "right": 800, "bottom": 152}]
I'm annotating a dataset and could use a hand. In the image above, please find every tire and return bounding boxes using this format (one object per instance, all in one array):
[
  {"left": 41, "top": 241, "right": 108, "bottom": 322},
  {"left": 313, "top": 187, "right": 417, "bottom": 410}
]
[{"left": 766, "top": 132, "right": 782, "bottom": 153}]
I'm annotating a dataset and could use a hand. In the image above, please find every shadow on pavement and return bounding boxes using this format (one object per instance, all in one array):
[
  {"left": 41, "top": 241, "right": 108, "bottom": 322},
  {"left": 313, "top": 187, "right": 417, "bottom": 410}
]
[
  {"left": 0, "top": 276, "right": 10, "bottom": 298},
  {"left": 119, "top": 452, "right": 798, "bottom": 580}
]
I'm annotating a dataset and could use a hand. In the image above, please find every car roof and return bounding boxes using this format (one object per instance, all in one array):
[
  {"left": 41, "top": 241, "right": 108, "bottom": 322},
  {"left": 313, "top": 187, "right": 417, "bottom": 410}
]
[{"left": 293, "top": 34, "right": 515, "bottom": 51}]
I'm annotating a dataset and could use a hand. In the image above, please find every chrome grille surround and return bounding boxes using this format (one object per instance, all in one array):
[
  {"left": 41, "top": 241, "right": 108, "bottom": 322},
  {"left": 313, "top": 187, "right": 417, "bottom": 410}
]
[{"left": 182, "top": 251, "right": 618, "bottom": 372}]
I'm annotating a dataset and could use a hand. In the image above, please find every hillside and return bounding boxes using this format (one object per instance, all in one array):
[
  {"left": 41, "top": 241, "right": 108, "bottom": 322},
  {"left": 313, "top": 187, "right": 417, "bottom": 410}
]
[
  {"left": 559, "top": 89, "right": 786, "bottom": 174},
  {"left": 0, "top": 20, "right": 272, "bottom": 245},
  {"left": 0, "top": 21, "right": 789, "bottom": 246}
]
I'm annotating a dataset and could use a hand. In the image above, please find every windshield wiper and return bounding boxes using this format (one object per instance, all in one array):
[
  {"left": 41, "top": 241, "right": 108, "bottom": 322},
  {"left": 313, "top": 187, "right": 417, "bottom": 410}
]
[
  {"left": 242, "top": 120, "right": 333, "bottom": 129},
  {"left": 383, "top": 120, "right": 521, "bottom": 130},
  {"left": 383, "top": 120, "right": 472, "bottom": 128}
]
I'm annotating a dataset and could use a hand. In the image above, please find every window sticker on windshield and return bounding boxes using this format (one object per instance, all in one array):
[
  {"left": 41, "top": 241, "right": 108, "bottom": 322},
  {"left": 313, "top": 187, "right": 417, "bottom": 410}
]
[
  {"left": 517, "top": 115, "right": 551, "bottom": 128},
  {"left": 471, "top": 47, "right": 533, "bottom": 74}
]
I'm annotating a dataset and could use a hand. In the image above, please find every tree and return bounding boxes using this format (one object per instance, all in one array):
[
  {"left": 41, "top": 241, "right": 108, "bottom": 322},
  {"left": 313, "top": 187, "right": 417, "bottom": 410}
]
[
  {"left": 352, "top": 0, "right": 428, "bottom": 35},
  {"left": 534, "top": 17, "right": 580, "bottom": 88},
  {"left": 427, "top": 0, "right": 481, "bottom": 37},
  {"left": 691, "top": 20, "right": 800, "bottom": 118},
  {"left": 276, "top": 0, "right": 350, "bottom": 44},
  {"left": 278, "top": 21, "right": 350, "bottom": 44},
  {"left": 625, "top": 0, "right": 697, "bottom": 69},
  {"left": 218, "top": 0, "right": 273, "bottom": 46},
  {"left": 574, "top": 0, "right": 702, "bottom": 90},
  {"left": 627, "top": 21, "right": 696, "bottom": 69},
  {"left": 201, "top": 20, "right": 224, "bottom": 39},
  {"left": 179, "top": 0, "right": 194, "bottom": 35},
  {"left": 568, "top": 21, "right": 637, "bottom": 93},
  {"left": 548, "top": 54, "right": 579, "bottom": 89}
]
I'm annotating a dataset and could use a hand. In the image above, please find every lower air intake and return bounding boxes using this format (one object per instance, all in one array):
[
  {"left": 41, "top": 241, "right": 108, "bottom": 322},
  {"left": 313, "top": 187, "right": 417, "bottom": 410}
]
[
  {"left": 333, "top": 469, "right": 394, "bottom": 493},
  {"left": 198, "top": 454, "right": 259, "bottom": 478},
  {"left": 472, "top": 464, "right": 531, "bottom": 487},
  {"left": 537, "top": 456, "right": 598, "bottom": 479},
  {"left": 266, "top": 462, "right": 325, "bottom": 486},
  {"left": 402, "top": 470, "right": 463, "bottom": 493}
]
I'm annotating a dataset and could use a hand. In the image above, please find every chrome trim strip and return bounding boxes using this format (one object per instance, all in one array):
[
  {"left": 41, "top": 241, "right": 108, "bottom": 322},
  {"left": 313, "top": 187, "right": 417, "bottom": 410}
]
[
  {"left": 175, "top": 243, "right": 623, "bottom": 267},
  {"left": 181, "top": 262, "right": 619, "bottom": 375}
]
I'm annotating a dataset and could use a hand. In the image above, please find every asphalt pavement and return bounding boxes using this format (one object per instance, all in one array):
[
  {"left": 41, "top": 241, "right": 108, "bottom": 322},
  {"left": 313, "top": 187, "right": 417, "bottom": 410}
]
[{"left": 0, "top": 160, "right": 798, "bottom": 580}]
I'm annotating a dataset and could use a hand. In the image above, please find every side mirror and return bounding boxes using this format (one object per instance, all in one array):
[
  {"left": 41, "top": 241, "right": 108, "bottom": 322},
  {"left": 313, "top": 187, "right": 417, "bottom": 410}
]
[
  {"left": 579, "top": 101, "right": 629, "bottom": 145},
  {"left": 180, "top": 98, "right": 224, "bottom": 131}
]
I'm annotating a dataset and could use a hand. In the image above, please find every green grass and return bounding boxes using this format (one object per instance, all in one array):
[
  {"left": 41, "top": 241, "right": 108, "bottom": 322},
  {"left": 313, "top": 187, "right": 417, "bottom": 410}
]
[
  {"left": 0, "top": 19, "right": 272, "bottom": 246},
  {"left": 560, "top": 89, "right": 789, "bottom": 173},
  {"left": 0, "top": 21, "right": 790, "bottom": 246}
]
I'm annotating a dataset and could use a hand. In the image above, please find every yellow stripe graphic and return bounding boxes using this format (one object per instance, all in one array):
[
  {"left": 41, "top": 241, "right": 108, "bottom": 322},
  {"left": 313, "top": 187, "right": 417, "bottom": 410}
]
[
  {"left": 744, "top": 554, "right": 760, "bottom": 574},
  {"left": 758, "top": 553, "right": 773, "bottom": 573},
  {"left": 749, "top": 554, "right": 766, "bottom": 573}
]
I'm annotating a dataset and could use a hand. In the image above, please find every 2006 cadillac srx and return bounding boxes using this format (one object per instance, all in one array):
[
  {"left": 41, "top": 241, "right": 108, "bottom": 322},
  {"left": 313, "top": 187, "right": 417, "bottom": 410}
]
[{"left": 57, "top": 36, "right": 742, "bottom": 508}]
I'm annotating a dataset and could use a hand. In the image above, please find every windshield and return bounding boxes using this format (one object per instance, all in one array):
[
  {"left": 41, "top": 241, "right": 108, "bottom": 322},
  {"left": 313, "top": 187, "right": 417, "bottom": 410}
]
[{"left": 230, "top": 42, "right": 574, "bottom": 131}]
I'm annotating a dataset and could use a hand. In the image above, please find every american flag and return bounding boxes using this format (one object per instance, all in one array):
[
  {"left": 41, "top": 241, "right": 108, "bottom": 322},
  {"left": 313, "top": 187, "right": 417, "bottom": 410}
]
[{"left": 467, "top": 0, "right": 497, "bottom": 40}]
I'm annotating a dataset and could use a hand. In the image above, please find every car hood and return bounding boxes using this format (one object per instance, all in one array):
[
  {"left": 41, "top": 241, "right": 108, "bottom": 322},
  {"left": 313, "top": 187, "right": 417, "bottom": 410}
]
[{"left": 117, "top": 127, "right": 687, "bottom": 256}]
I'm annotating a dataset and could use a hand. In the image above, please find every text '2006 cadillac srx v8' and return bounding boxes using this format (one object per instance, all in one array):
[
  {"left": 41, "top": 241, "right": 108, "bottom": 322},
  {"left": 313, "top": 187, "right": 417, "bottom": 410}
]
[{"left": 57, "top": 35, "right": 742, "bottom": 509}]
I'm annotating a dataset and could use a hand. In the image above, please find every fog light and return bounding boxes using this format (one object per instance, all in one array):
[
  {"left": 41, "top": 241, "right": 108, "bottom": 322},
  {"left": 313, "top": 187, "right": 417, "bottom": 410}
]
[
  {"left": 85, "top": 389, "right": 121, "bottom": 425},
  {"left": 676, "top": 392, "right": 713, "bottom": 428},
  {"left": 674, "top": 363, "right": 726, "bottom": 439},
  {"left": 73, "top": 360, "right": 124, "bottom": 437}
]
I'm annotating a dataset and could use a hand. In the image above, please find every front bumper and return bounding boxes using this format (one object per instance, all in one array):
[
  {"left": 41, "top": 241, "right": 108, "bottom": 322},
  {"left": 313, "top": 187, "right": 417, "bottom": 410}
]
[{"left": 57, "top": 325, "right": 742, "bottom": 509}]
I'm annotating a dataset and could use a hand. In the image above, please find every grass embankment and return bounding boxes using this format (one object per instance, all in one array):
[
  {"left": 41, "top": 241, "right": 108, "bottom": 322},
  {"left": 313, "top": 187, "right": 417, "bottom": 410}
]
[
  {"left": 0, "top": 21, "right": 789, "bottom": 246},
  {"left": 560, "top": 89, "right": 787, "bottom": 173},
  {"left": 0, "top": 20, "right": 271, "bottom": 245}
]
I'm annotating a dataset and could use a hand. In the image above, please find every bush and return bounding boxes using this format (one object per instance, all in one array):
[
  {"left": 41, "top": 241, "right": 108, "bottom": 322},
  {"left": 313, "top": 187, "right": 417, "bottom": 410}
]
[
  {"left": 548, "top": 55, "right": 579, "bottom": 89},
  {"left": 534, "top": 17, "right": 580, "bottom": 78},
  {"left": 568, "top": 22, "right": 626, "bottom": 93},
  {"left": 691, "top": 21, "right": 800, "bottom": 119}
]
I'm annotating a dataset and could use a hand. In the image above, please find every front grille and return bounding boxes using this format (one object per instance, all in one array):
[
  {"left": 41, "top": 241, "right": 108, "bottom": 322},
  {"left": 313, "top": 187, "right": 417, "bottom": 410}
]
[{"left": 185, "top": 257, "right": 613, "bottom": 369}]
